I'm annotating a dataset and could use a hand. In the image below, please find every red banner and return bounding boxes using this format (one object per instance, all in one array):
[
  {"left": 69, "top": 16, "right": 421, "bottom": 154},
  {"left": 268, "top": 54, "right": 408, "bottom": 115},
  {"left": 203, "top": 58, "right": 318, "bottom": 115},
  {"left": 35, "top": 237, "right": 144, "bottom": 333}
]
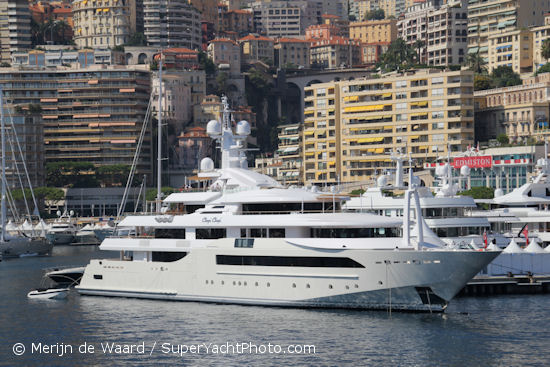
[{"left": 451, "top": 156, "right": 492, "bottom": 169}]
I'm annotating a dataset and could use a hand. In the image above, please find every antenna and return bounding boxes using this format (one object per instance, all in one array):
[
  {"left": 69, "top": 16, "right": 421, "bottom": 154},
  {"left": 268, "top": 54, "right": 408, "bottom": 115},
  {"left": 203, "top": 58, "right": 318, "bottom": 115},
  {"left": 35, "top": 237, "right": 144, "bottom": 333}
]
[{"left": 156, "top": 56, "right": 163, "bottom": 213}]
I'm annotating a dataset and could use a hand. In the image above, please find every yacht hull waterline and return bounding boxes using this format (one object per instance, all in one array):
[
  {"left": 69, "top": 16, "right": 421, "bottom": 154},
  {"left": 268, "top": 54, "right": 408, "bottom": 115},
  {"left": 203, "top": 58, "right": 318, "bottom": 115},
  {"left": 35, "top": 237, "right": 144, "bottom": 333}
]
[{"left": 77, "top": 245, "right": 499, "bottom": 312}]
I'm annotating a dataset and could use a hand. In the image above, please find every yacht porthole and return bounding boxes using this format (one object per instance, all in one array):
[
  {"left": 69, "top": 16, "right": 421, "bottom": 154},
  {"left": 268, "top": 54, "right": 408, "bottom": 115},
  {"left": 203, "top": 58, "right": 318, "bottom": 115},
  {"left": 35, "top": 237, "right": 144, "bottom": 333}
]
[
  {"left": 233, "top": 281, "right": 236, "bottom": 286},
  {"left": 329, "top": 284, "right": 333, "bottom": 289},
  {"left": 378, "top": 281, "right": 383, "bottom": 285},
  {"left": 221, "top": 281, "right": 224, "bottom": 285},
  {"left": 355, "top": 284, "right": 359, "bottom": 288},
  {"left": 238, "top": 281, "right": 241, "bottom": 286},
  {"left": 292, "top": 283, "right": 296, "bottom": 288},
  {"left": 255, "top": 282, "right": 258, "bottom": 286},
  {"left": 244, "top": 282, "right": 247, "bottom": 286},
  {"left": 210, "top": 280, "right": 214, "bottom": 284},
  {"left": 267, "top": 282, "right": 270, "bottom": 287},
  {"left": 306, "top": 284, "right": 310, "bottom": 288},
  {"left": 205, "top": 280, "right": 208, "bottom": 284},
  {"left": 346, "top": 285, "right": 349, "bottom": 290}
]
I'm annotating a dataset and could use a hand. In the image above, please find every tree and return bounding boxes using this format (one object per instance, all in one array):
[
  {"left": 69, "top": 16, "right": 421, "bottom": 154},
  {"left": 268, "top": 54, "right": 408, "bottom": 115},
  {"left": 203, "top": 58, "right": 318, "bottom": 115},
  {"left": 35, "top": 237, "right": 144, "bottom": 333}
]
[
  {"left": 55, "top": 20, "right": 70, "bottom": 44},
  {"left": 542, "top": 39, "right": 550, "bottom": 60},
  {"left": 459, "top": 186, "right": 494, "bottom": 199},
  {"left": 125, "top": 32, "right": 147, "bottom": 47},
  {"left": 464, "top": 52, "right": 487, "bottom": 74},
  {"left": 536, "top": 62, "right": 550, "bottom": 76},
  {"left": 413, "top": 40, "right": 425, "bottom": 64},
  {"left": 96, "top": 164, "right": 130, "bottom": 187},
  {"left": 496, "top": 133, "right": 509, "bottom": 145},
  {"left": 198, "top": 51, "right": 217, "bottom": 75},
  {"left": 474, "top": 74, "right": 493, "bottom": 91},
  {"left": 491, "top": 65, "right": 521, "bottom": 88},
  {"left": 377, "top": 38, "right": 416, "bottom": 72},
  {"left": 365, "top": 9, "right": 385, "bottom": 20},
  {"left": 215, "top": 71, "right": 229, "bottom": 96}
]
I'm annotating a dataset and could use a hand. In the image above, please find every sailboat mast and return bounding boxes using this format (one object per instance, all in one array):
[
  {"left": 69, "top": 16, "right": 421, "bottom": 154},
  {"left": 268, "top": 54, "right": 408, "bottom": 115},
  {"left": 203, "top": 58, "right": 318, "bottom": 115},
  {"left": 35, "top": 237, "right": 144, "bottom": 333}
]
[
  {"left": 1, "top": 85, "right": 6, "bottom": 242},
  {"left": 156, "top": 57, "right": 163, "bottom": 213}
]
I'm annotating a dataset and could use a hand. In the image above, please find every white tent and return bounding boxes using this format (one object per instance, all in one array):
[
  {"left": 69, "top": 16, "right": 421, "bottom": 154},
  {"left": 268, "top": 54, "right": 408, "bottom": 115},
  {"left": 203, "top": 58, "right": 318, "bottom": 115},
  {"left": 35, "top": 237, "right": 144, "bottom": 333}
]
[
  {"left": 503, "top": 239, "right": 523, "bottom": 253},
  {"left": 524, "top": 240, "right": 545, "bottom": 253}
]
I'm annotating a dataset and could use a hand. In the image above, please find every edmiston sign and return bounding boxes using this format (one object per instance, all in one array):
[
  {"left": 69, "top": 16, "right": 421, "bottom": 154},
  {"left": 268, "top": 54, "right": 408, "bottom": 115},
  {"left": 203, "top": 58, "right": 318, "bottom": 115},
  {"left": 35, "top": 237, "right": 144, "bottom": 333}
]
[{"left": 451, "top": 156, "right": 492, "bottom": 169}]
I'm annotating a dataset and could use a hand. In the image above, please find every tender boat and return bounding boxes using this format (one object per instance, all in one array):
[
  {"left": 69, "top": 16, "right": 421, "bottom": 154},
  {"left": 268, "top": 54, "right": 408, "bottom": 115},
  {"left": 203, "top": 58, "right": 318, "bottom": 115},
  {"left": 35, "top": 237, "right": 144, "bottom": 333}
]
[
  {"left": 27, "top": 288, "right": 69, "bottom": 300},
  {"left": 76, "top": 97, "right": 500, "bottom": 312}
]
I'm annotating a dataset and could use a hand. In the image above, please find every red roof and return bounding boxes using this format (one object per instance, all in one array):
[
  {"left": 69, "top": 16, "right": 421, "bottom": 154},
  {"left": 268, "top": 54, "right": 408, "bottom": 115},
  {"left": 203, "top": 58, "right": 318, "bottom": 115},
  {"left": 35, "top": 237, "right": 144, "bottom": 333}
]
[
  {"left": 238, "top": 34, "right": 274, "bottom": 42},
  {"left": 210, "top": 38, "right": 238, "bottom": 45},
  {"left": 277, "top": 37, "right": 310, "bottom": 43},
  {"left": 322, "top": 14, "right": 340, "bottom": 19},
  {"left": 162, "top": 47, "right": 199, "bottom": 54},
  {"left": 229, "top": 9, "right": 251, "bottom": 14}
]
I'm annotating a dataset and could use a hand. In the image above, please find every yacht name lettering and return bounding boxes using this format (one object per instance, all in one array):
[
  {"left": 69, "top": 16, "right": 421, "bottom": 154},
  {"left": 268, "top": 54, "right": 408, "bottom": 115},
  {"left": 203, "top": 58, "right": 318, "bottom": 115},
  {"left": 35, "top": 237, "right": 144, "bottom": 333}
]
[{"left": 202, "top": 217, "right": 222, "bottom": 223}]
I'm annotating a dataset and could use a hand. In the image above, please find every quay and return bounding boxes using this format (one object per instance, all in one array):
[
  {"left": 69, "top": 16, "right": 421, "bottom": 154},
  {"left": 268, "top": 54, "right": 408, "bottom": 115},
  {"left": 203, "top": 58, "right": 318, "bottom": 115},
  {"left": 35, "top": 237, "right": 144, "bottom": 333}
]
[{"left": 459, "top": 275, "right": 550, "bottom": 296}]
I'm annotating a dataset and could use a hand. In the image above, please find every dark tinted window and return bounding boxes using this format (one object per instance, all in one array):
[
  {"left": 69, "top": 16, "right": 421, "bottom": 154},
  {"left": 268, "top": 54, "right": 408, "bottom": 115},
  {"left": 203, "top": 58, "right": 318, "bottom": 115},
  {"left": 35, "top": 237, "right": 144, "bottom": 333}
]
[
  {"left": 234, "top": 239, "right": 254, "bottom": 248},
  {"left": 217, "top": 255, "right": 364, "bottom": 268},
  {"left": 155, "top": 229, "right": 186, "bottom": 239},
  {"left": 152, "top": 252, "right": 187, "bottom": 262},
  {"left": 196, "top": 228, "right": 226, "bottom": 239},
  {"left": 311, "top": 227, "right": 400, "bottom": 238}
]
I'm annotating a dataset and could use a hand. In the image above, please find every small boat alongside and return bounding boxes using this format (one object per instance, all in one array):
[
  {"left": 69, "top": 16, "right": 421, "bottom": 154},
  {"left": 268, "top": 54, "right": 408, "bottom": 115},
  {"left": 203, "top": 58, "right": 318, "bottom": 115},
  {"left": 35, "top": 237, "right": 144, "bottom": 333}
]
[{"left": 27, "top": 288, "right": 69, "bottom": 300}]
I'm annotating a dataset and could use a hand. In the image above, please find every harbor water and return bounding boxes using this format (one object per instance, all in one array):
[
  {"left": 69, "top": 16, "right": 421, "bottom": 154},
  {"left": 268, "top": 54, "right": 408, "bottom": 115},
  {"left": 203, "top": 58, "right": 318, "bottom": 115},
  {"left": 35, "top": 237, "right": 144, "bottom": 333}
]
[{"left": 1, "top": 246, "right": 549, "bottom": 366}]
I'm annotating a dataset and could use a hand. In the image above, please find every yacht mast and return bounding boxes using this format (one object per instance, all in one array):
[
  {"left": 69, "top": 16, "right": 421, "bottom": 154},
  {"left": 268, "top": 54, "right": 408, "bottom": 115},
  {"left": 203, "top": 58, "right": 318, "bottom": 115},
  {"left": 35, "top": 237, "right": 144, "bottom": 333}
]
[
  {"left": 1, "top": 86, "right": 6, "bottom": 242},
  {"left": 156, "top": 57, "right": 163, "bottom": 213}
]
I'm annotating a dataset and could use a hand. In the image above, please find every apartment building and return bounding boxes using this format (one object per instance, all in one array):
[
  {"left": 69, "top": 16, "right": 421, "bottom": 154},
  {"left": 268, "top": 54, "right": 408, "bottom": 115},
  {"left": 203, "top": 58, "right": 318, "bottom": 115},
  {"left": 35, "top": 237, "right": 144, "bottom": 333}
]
[
  {"left": 302, "top": 69, "right": 474, "bottom": 185},
  {"left": 532, "top": 14, "right": 550, "bottom": 71},
  {"left": 306, "top": 23, "right": 342, "bottom": 39},
  {"left": 487, "top": 28, "right": 533, "bottom": 74},
  {"left": 467, "top": 0, "right": 549, "bottom": 61},
  {"left": 152, "top": 72, "right": 192, "bottom": 131},
  {"left": 72, "top": 0, "right": 131, "bottom": 48},
  {"left": 349, "top": 0, "right": 415, "bottom": 20},
  {"left": 277, "top": 123, "right": 303, "bottom": 185},
  {"left": 310, "top": 36, "right": 361, "bottom": 69},
  {"left": 143, "top": 0, "right": 202, "bottom": 50},
  {"left": 349, "top": 19, "right": 398, "bottom": 44},
  {"left": 238, "top": 34, "right": 275, "bottom": 64},
  {"left": 250, "top": 0, "right": 321, "bottom": 38},
  {"left": 274, "top": 38, "right": 310, "bottom": 69},
  {"left": 0, "top": 65, "right": 153, "bottom": 178},
  {"left": 11, "top": 49, "right": 125, "bottom": 67},
  {"left": 398, "top": 0, "right": 468, "bottom": 66},
  {"left": 474, "top": 73, "right": 550, "bottom": 143},
  {"left": 218, "top": 9, "right": 253, "bottom": 36},
  {"left": 207, "top": 38, "right": 241, "bottom": 75},
  {"left": 0, "top": 0, "right": 31, "bottom": 63}
]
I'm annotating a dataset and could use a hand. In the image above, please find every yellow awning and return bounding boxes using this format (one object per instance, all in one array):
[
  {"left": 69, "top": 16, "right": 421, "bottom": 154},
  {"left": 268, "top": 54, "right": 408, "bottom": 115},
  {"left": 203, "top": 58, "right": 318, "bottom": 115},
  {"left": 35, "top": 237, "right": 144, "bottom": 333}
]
[
  {"left": 383, "top": 125, "right": 393, "bottom": 129},
  {"left": 344, "top": 105, "right": 384, "bottom": 113},
  {"left": 383, "top": 115, "right": 393, "bottom": 119},
  {"left": 367, "top": 148, "right": 375, "bottom": 153},
  {"left": 328, "top": 161, "right": 336, "bottom": 166},
  {"left": 410, "top": 113, "right": 428, "bottom": 117},
  {"left": 304, "top": 131, "right": 314, "bottom": 136},
  {"left": 418, "top": 146, "right": 429, "bottom": 150},
  {"left": 409, "top": 135, "right": 420, "bottom": 139},
  {"left": 382, "top": 93, "right": 392, "bottom": 98},
  {"left": 418, "top": 101, "right": 428, "bottom": 107},
  {"left": 356, "top": 137, "right": 384, "bottom": 143},
  {"left": 305, "top": 152, "right": 315, "bottom": 156},
  {"left": 375, "top": 148, "right": 385, "bottom": 153}
]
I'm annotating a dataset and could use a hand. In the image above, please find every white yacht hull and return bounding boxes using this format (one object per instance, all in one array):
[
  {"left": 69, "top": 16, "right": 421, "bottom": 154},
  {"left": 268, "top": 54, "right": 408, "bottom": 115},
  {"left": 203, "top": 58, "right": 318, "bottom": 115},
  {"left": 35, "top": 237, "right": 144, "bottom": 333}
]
[{"left": 77, "top": 246, "right": 499, "bottom": 312}]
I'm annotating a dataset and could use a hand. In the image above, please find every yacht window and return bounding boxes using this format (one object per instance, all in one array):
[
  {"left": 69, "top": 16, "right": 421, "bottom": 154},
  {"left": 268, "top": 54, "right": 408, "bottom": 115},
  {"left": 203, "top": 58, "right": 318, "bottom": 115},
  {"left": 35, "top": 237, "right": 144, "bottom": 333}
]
[
  {"left": 155, "top": 229, "right": 186, "bottom": 239},
  {"left": 269, "top": 228, "right": 286, "bottom": 238},
  {"left": 250, "top": 228, "right": 268, "bottom": 238},
  {"left": 152, "top": 252, "right": 187, "bottom": 262},
  {"left": 196, "top": 228, "right": 226, "bottom": 239},
  {"left": 310, "top": 227, "right": 400, "bottom": 238},
  {"left": 234, "top": 239, "right": 254, "bottom": 248},
  {"left": 240, "top": 228, "right": 247, "bottom": 237},
  {"left": 216, "top": 255, "right": 364, "bottom": 268}
]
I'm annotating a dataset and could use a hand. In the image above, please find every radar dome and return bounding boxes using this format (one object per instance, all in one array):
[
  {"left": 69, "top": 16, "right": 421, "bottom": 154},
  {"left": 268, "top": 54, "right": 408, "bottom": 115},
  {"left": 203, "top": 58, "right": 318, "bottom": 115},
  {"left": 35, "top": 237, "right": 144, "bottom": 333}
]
[
  {"left": 206, "top": 120, "right": 221, "bottom": 135},
  {"left": 200, "top": 157, "right": 215, "bottom": 172},
  {"left": 537, "top": 158, "right": 545, "bottom": 167},
  {"left": 494, "top": 188, "right": 504, "bottom": 198},
  {"left": 69, "top": 210, "right": 74, "bottom": 216},
  {"left": 377, "top": 175, "right": 388, "bottom": 187},
  {"left": 56, "top": 210, "right": 61, "bottom": 217},
  {"left": 236, "top": 120, "right": 251, "bottom": 136},
  {"left": 435, "top": 164, "right": 449, "bottom": 177},
  {"left": 460, "top": 165, "right": 471, "bottom": 176}
]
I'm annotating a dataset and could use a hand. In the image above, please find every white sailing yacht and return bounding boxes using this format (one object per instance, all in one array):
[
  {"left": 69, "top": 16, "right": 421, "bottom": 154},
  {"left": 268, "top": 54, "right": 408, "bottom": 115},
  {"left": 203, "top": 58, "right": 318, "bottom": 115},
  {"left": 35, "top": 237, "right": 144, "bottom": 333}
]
[
  {"left": 0, "top": 86, "right": 52, "bottom": 258},
  {"left": 76, "top": 97, "right": 500, "bottom": 312}
]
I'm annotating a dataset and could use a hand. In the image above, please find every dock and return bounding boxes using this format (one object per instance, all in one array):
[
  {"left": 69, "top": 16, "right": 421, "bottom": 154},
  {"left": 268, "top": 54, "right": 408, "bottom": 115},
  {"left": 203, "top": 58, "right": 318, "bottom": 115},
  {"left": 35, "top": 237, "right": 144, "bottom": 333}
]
[{"left": 459, "top": 275, "right": 550, "bottom": 296}]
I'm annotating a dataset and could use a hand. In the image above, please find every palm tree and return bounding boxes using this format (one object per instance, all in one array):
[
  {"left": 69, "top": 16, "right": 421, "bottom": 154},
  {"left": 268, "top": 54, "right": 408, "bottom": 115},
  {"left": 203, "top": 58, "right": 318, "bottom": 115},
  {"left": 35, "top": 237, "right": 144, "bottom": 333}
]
[
  {"left": 413, "top": 40, "right": 425, "bottom": 64},
  {"left": 55, "top": 20, "right": 70, "bottom": 44},
  {"left": 542, "top": 39, "right": 550, "bottom": 61},
  {"left": 464, "top": 52, "right": 487, "bottom": 74}
]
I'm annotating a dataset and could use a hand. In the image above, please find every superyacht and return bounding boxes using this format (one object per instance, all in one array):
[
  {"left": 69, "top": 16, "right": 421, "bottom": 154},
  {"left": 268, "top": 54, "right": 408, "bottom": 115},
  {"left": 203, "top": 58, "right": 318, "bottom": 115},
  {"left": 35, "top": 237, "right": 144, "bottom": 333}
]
[{"left": 77, "top": 98, "right": 499, "bottom": 312}]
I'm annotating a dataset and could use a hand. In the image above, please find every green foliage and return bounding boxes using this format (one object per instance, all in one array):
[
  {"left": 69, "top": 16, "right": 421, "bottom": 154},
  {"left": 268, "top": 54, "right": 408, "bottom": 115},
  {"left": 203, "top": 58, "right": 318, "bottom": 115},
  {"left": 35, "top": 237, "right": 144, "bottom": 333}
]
[
  {"left": 45, "top": 162, "right": 100, "bottom": 188},
  {"left": 150, "top": 60, "right": 158, "bottom": 71},
  {"left": 125, "top": 32, "right": 147, "bottom": 47},
  {"left": 459, "top": 186, "right": 494, "bottom": 200},
  {"left": 146, "top": 187, "right": 176, "bottom": 201},
  {"left": 215, "top": 71, "right": 229, "bottom": 96},
  {"left": 491, "top": 66, "right": 521, "bottom": 88},
  {"left": 377, "top": 39, "right": 417, "bottom": 72},
  {"left": 350, "top": 189, "right": 365, "bottom": 196},
  {"left": 535, "top": 62, "right": 550, "bottom": 76},
  {"left": 112, "top": 45, "right": 125, "bottom": 52},
  {"left": 198, "top": 51, "right": 217, "bottom": 75},
  {"left": 365, "top": 9, "right": 385, "bottom": 20},
  {"left": 496, "top": 133, "right": 509, "bottom": 145},
  {"left": 474, "top": 74, "right": 493, "bottom": 91},
  {"left": 464, "top": 52, "right": 487, "bottom": 74},
  {"left": 96, "top": 164, "right": 130, "bottom": 187},
  {"left": 542, "top": 39, "right": 550, "bottom": 60},
  {"left": 10, "top": 187, "right": 64, "bottom": 203}
]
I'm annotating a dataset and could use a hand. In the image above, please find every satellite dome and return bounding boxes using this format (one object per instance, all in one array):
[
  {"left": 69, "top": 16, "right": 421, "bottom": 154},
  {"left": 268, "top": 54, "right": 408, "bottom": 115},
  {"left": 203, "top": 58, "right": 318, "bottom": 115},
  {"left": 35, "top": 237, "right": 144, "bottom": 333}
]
[
  {"left": 236, "top": 120, "right": 251, "bottom": 136},
  {"left": 206, "top": 120, "right": 221, "bottom": 135},
  {"left": 56, "top": 210, "right": 61, "bottom": 217},
  {"left": 494, "top": 188, "right": 504, "bottom": 198},
  {"left": 460, "top": 165, "right": 471, "bottom": 176},
  {"left": 377, "top": 175, "right": 388, "bottom": 187},
  {"left": 435, "top": 164, "right": 449, "bottom": 177},
  {"left": 200, "top": 157, "right": 215, "bottom": 172}
]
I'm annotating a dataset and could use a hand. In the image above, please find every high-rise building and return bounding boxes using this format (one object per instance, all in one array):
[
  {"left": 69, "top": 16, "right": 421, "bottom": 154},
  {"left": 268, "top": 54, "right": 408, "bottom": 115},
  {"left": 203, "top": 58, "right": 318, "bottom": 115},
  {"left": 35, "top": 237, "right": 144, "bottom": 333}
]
[
  {"left": 302, "top": 69, "right": 474, "bottom": 185},
  {"left": 143, "top": 0, "right": 202, "bottom": 50},
  {"left": 0, "top": 0, "right": 31, "bottom": 63},
  {"left": 0, "top": 66, "right": 153, "bottom": 179},
  {"left": 467, "top": 0, "right": 548, "bottom": 62},
  {"left": 72, "top": 0, "right": 131, "bottom": 48},
  {"left": 250, "top": 0, "right": 321, "bottom": 38},
  {"left": 277, "top": 123, "right": 303, "bottom": 185},
  {"left": 532, "top": 14, "right": 550, "bottom": 71},
  {"left": 274, "top": 38, "right": 311, "bottom": 69},
  {"left": 487, "top": 28, "right": 533, "bottom": 74}
]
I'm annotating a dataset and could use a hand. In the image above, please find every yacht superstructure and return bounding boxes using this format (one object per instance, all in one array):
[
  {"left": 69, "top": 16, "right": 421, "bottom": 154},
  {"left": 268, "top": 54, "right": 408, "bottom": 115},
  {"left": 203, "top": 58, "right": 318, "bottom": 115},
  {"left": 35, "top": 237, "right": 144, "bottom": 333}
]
[{"left": 76, "top": 97, "right": 499, "bottom": 312}]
